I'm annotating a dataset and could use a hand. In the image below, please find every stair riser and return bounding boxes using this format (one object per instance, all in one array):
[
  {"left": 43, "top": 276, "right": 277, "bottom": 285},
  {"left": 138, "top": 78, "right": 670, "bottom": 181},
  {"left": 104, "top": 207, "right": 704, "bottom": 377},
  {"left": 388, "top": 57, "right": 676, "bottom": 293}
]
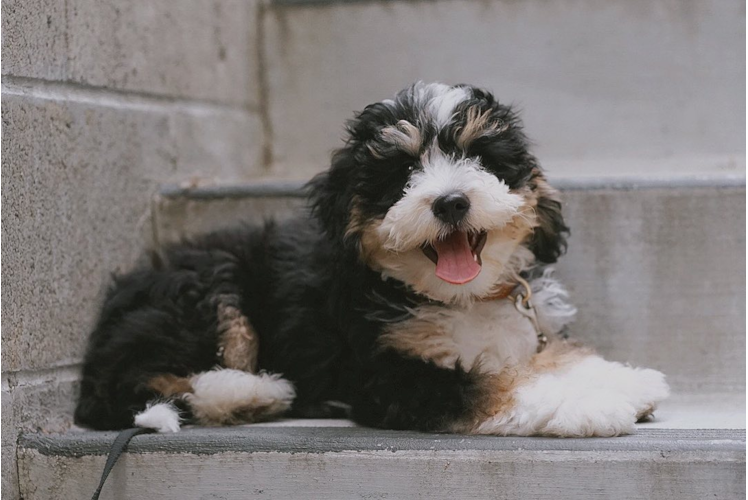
[
  {"left": 557, "top": 186, "right": 745, "bottom": 393},
  {"left": 261, "top": 0, "right": 744, "bottom": 176},
  {"left": 19, "top": 448, "right": 745, "bottom": 500}
]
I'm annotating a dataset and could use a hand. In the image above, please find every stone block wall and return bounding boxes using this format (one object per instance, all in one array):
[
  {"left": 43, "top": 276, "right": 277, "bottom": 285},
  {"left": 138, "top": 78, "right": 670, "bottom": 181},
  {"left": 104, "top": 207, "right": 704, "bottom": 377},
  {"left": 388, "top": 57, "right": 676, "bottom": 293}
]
[{"left": 1, "top": 1, "right": 266, "bottom": 497}]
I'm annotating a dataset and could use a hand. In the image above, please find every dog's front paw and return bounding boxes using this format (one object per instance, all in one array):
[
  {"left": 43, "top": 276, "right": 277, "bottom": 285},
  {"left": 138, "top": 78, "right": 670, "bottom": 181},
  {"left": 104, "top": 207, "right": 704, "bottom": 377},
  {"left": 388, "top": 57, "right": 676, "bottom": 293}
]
[
  {"left": 477, "top": 355, "right": 671, "bottom": 437},
  {"left": 541, "top": 390, "right": 639, "bottom": 437},
  {"left": 577, "top": 357, "right": 670, "bottom": 424},
  {"left": 539, "top": 357, "right": 670, "bottom": 437},
  {"left": 609, "top": 365, "right": 670, "bottom": 421}
]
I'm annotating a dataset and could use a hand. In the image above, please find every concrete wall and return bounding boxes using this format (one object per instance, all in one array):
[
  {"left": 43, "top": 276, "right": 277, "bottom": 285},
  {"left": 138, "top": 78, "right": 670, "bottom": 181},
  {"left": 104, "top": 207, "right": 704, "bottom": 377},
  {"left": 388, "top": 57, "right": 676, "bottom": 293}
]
[
  {"left": 263, "top": 0, "right": 746, "bottom": 178},
  {"left": 1, "top": 1, "right": 266, "bottom": 497}
]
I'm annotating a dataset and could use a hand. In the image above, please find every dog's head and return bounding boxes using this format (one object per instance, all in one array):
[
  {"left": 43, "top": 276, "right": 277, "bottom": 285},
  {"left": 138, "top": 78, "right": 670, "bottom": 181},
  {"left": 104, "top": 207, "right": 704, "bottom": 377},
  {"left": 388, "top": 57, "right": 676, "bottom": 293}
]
[{"left": 310, "top": 82, "right": 568, "bottom": 304}]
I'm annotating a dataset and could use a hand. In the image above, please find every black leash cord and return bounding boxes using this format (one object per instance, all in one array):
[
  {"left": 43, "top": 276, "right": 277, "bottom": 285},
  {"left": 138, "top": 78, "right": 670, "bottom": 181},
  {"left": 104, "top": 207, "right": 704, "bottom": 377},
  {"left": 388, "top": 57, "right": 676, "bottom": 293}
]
[{"left": 91, "top": 427, "right": 155, "bottom": 500}]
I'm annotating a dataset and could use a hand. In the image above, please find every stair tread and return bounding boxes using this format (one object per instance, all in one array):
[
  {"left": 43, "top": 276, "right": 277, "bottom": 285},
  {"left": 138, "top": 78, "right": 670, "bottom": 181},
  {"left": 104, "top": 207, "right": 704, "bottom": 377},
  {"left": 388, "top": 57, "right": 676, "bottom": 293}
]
[
  {"left": 20, "top": 388, "right": 745, "bottom": 459},
  {"left": 21, "top": 424, "right": 746, "bottom": 459}
]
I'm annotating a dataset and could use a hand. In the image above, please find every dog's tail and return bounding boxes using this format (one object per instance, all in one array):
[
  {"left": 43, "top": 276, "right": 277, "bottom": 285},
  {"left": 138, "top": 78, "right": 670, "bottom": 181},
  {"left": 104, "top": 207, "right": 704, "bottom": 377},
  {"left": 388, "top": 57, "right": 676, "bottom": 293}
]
[{"left": 134, "top": 369, "right": 296, "bottom": 432}]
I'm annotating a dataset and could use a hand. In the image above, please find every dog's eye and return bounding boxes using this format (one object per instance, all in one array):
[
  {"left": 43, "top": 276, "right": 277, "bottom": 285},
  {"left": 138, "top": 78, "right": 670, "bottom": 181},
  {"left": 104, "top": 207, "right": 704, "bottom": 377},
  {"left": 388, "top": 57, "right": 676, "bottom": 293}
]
[{"left": 407, "top": 165, "right": 415, "bottom": 172}]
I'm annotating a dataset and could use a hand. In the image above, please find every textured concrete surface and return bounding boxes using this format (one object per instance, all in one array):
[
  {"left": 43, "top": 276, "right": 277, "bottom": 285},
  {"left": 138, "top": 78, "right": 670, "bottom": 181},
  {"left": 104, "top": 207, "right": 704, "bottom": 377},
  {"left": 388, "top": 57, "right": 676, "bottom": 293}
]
[
  {"left": 1, "top": 368, "right": 79, "bottom": 497},
  {"left": 2, "top": 369, "right": 79, "bottom": 442},
  {"left": 0, "top": 0, "right": 67, "bottom": 82},
  {"left": 556, "top": 186, "right": 746, "bottom": 393},
  {"left": 2, "top": 0, "right": 261, "bottom": 106},
  {"left": 154, "top": 183, "right": 307, "bottom": 244},
  {"left": 2, "top": 2, "right": 265, "bottom": 497},
  {"left": 19, "top": 427, "right": 747, "bottom": 456},
  {"left": 2, "top": 389, "right": 17, "bottom": 498},
  {"left": 0, "top": 447, "right": 16, "bottom": 500},
  {"left": 152, "top": 179, "right": 746, "bottom": 394},
  {"left": 17, "top": 428, "right": 746, "bottom": 500},
  {"left": 639, "top": 393, "right": 746, "bottom": 430},
  {"left": 1, "top": 79, "right": 263, "bottom": 498},
  {"left": 2, "top": 84, "right": 264, "bottom": 374},
  {"left": 263, "top": 0, "right": 745, "bottom": 177}
]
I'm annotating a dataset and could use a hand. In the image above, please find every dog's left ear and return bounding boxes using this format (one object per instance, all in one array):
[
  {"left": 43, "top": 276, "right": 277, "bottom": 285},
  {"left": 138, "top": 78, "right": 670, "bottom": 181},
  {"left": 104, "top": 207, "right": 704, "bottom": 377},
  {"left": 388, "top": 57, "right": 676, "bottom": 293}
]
[
  {"left": 307, "top": 145, "right": 357, "bottom": 245},
  {"left": 528, "top": 171, "right": 569, "bottom": 264}
]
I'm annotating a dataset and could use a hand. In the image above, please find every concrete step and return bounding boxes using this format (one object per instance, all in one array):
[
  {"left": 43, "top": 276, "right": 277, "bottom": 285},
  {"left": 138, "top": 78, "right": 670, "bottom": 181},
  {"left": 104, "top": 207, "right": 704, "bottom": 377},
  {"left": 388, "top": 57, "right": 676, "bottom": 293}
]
[
  {"left": 153, "top": 175, "right": 746, "bottom": 396},
  {"left": 17, "top": 423, "right": 746, "bottom": 500}
]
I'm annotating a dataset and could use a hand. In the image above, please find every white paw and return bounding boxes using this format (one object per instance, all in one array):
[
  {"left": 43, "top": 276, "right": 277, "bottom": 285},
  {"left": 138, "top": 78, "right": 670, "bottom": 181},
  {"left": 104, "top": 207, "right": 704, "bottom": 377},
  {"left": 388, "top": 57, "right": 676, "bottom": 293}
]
[
  {"left": 605, "top": 365, "right": 670, "bottom": 420},
  {"left": 134, "top": 401, "right": 181, "bottom": 432},
  {"left": 542, "top": 390, "right": 638, "bottom": 437},
  {"left": 186, "top": 369, "right": 296, "bottom": 425},
  {"left": 585, "top": 357, "right": 670, "bottom": 420},
  {"left": 477, "top": 356, "right": 670, "bottom": 437},
  {"left": 540, "top": 358, "right": 670, "bottom": 436}
]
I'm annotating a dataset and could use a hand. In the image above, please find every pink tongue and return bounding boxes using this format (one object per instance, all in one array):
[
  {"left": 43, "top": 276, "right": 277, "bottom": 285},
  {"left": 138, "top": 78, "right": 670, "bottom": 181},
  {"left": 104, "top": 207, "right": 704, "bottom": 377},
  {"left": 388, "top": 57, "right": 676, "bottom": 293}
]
[{"left": 433, "top": 231, "right": 482, "bottom": 284}]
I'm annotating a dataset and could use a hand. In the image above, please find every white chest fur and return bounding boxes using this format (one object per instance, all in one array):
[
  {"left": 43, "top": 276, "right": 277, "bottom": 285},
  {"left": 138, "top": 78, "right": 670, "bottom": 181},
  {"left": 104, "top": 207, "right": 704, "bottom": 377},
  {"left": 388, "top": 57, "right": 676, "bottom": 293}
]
[
  {"left": 380, "top": 270, "right": 577, "bottom": 374},
  {"left": 446, "top": 300, "right": 539, "bottom": 373},
  {"left": 382, "top": 300, "right": 539, "bottom": 374}
]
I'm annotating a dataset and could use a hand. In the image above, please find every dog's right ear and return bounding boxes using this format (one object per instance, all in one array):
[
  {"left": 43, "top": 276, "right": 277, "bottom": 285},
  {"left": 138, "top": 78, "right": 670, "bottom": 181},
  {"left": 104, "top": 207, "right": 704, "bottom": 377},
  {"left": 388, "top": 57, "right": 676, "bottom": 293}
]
[
  {"left": 307, "top": 145, "right": 357, "bottom": 245},
  {"left": 527, "top": 170, "right": 569, "bottom": 264}
]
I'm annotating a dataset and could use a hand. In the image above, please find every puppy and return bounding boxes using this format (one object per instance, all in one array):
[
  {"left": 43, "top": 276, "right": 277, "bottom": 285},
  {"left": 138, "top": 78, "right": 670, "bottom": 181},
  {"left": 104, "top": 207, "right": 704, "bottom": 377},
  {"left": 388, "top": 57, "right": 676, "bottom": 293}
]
[{"left": 75, "top": 82, "right": 669, "bottom": 436}]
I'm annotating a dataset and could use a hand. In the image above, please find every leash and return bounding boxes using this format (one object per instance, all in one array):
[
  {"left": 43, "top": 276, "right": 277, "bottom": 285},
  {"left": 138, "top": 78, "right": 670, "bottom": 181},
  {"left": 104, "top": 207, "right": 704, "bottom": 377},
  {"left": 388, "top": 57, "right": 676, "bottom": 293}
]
[
  {"left": 91, "top": 427, "right": 155, "bottom": 500},
  {"left": 509, "top": 275, "right": 548, "bottom": 353},
  {"left": 482, "top": 276, "right": 548, "bottom": 353}
]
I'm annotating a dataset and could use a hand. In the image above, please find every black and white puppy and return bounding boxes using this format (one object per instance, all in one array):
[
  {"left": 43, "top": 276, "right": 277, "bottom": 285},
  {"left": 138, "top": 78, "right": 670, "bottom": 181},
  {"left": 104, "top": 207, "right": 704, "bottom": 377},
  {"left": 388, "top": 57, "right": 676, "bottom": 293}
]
[{"left": 75, "top": 82, "right": 669, "bottom": 436}]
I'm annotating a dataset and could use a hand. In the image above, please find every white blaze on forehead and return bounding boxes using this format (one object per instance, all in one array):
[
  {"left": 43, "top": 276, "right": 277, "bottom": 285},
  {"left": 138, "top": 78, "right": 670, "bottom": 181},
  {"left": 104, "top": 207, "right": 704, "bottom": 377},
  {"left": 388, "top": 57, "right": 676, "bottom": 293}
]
[
  {"left": 427, "top": 85, "right": 470, "bottom": 129},
  {"left": 407, "top": 82, "right": 470, "bottom": 129}
]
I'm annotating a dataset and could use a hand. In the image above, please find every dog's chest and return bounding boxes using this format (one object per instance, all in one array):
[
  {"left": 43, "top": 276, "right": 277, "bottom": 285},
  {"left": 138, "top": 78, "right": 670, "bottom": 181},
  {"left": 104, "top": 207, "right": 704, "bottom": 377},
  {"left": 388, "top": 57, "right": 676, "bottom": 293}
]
[{"left": 383, "top": 300, "right": 538, "bottom": 374}]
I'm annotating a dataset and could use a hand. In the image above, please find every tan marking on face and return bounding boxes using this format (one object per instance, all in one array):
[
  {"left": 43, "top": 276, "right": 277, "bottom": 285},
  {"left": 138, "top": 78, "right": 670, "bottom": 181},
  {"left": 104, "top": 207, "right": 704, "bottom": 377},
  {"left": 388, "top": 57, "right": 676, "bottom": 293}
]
[
  {"left": 358, "top": 216, "right": 436, "bottom": 292},
  {"left": 456, "top": 107, "right": 509, "bottom": 150},
  {"left": 147, "top": 374, "right": 194, "bottom": 397},
  {"left": 358, "top": 204, "right": 538, "bottom": 303},
  {"left": 381, "top": 120, "right": 422, "bottom": 156},
  {"left": 496, "top": 187, "right": 540, "bottom": 248},
  {"left": 217, "top": 300, "right": 259, "bottom": 373}
]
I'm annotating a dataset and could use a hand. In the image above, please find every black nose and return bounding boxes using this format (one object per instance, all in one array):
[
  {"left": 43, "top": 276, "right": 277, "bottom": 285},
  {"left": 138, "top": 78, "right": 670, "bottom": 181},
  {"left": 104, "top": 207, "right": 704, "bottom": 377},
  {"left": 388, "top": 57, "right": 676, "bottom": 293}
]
[{"left": 432, "top": 193, "right": 471, "bottom": 225}]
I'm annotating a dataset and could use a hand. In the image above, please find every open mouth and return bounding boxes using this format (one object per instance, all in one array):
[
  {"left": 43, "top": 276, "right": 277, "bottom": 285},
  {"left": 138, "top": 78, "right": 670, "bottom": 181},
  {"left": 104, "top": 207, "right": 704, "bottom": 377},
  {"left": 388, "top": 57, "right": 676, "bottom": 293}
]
[{"left": 421, "top": 230, "right": 487, "bottom": 285}]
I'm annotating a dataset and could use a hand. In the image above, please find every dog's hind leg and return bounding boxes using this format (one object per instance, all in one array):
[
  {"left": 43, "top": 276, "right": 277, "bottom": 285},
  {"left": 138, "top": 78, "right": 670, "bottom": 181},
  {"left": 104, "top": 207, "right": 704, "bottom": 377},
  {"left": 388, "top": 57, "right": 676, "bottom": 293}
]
[
  {"left": 139, "top": 369, "right": 296, "bottom": 429},
  {"left": 131, "top": 373, "right": 196, "bottom": 432},
  {"left": 184, "top": 369, "right": 296, "bottom": 426},
  {"left": 134, "top": 400, "right": 183, "bottom": 433},
  {"left": 214, "top": 294, "right": 260, "bottom": 373}
]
